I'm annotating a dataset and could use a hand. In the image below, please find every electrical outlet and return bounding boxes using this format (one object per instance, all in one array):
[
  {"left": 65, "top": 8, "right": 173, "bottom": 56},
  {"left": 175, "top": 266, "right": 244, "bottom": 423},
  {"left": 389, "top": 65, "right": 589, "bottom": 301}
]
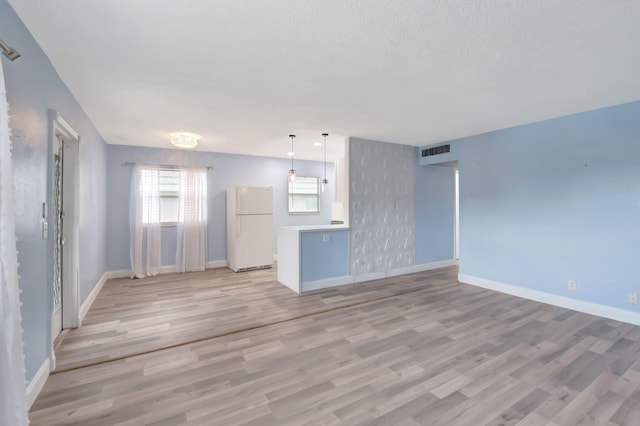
[
  {"left": 629, "top": 293, "right": 638, "bottom": 305},
  {"left": 322, "top": 233, "right": 330, "bottom": 243},
  {"left": 568, "top": 280, "right": 577, "bottom": 291}
]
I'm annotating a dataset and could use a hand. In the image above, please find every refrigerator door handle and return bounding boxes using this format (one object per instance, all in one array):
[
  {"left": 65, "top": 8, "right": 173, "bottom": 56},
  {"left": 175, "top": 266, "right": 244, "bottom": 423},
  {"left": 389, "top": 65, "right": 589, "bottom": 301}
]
[{"left": 237, "top": 216, "right": 240, "bottom": 239}]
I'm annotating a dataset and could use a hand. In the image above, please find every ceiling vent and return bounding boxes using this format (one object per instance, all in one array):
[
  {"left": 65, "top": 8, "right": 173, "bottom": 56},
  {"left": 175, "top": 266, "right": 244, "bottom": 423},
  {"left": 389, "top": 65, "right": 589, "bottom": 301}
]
[{"left": 421, "top": 144, "right": 450, "bottom": 157}]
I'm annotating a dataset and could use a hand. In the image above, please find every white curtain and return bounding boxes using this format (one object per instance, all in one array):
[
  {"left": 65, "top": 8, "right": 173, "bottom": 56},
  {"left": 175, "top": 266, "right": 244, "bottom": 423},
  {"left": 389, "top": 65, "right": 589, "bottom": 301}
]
[
  {"left": 0, "top": 58, "right": 29, "bottom": 425},
  {"left": 130, "top": 164, "right": 162, "bottom": 278},
  {"left": 176, "top": 167, "right": 208, "bottom": 272}
]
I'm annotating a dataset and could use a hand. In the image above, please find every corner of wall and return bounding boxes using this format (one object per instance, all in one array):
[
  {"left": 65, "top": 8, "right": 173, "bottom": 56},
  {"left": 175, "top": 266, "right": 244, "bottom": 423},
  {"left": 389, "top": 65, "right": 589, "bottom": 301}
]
[{"left": 26, "top": 357, "right": 51, "bottom": 409}]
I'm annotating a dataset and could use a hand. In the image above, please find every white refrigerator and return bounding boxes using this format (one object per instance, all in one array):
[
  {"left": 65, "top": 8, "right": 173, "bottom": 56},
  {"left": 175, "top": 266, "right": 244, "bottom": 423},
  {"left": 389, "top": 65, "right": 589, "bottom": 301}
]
[{"left": 227, "top": 186, "right": 274, "bottom": 272}]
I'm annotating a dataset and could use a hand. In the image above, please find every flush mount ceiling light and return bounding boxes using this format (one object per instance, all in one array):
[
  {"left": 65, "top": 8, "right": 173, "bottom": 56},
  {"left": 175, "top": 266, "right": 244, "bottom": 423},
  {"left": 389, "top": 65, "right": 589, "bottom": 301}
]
[
  {"left": 169, "top": 132, "right": 200, "bottom": 149},
  {"left": 288, "top": 134, "right": 296, "bottom": 182}
]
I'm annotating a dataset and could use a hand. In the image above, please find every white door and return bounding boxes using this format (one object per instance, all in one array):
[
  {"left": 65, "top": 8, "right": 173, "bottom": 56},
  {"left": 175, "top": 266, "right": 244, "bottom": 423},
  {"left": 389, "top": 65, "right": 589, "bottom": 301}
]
[
  {"left": 236, "top": 214, "right": 273, "bottom": 269},
  {"left": 51, "top": 134, "right": 63, "bottom": 340},
  {"left": 51, "top": 117, "right": 81, "bottom": 349}
]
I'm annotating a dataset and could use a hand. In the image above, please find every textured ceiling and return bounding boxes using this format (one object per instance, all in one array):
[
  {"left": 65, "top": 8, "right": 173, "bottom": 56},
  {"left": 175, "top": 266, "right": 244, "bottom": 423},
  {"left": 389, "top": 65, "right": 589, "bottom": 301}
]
[{"left": 8, "top": 0, "right": 640, "bottom": 161}]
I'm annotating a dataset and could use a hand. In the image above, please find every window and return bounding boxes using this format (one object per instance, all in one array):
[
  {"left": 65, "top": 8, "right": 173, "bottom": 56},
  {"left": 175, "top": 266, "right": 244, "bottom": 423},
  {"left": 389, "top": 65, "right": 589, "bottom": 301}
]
[
  {"left": 139, "top": 169, "right": 179, "bottom": 225},
  {"left": 288, "top": 176, "right": 320, "bottom": 214},
  {"left": 132, "top": 165, "right": 208, "bottom": 275},
  {"left": 158, "top": 170, "right": 179, "bottom": 224}
]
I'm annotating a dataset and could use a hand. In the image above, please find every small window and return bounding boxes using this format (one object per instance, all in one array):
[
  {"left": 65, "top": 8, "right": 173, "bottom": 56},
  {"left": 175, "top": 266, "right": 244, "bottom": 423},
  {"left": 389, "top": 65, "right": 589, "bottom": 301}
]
[
  {"left": 288, "top": 176, "right": 320, "bottom": 214},
  {"left": 159, "top": 170, "right": 179, "bottom": 224}
]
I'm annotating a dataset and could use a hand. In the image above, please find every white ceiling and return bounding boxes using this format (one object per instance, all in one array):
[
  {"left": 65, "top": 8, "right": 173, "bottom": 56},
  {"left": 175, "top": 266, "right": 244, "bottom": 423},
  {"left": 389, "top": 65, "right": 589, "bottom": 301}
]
[{"left": 9, "top": 0, "right": 640, "bottom": 162}]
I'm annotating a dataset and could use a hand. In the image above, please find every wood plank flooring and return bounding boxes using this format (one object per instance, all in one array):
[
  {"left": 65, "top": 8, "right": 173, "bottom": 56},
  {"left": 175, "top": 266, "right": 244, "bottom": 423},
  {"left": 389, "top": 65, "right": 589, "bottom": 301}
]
[
  {"left": 32, "top": 266, "right": 640, "bottom": 425},
  {"left": 54, "top": 267, "right": 453, "bottom": 372}
]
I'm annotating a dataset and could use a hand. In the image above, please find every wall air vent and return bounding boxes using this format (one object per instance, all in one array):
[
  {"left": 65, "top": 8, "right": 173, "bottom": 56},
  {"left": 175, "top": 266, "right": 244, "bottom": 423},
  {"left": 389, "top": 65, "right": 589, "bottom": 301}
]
[{"left": 421, "top": 144, "right": 450, "bottom": 157}]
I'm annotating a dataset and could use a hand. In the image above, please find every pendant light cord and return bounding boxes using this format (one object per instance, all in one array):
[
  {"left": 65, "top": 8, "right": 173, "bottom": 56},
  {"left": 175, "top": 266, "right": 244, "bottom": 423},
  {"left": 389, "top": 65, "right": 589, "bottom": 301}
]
[
  {"left": 288, "top": 134, "right": 296, "bottom": 181},
  {"left": 322, "top": 133, "right": 329, "bottom": 184},
  {"left": 291, "top": 135, "right": 294, "bottom": 171}
]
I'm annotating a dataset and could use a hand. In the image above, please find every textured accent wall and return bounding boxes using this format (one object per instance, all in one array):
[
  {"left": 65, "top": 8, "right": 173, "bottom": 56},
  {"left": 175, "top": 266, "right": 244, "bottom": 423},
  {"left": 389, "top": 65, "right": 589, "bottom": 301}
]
[{"left": 349, "top": 138, "right": 415, "bottom": 275}]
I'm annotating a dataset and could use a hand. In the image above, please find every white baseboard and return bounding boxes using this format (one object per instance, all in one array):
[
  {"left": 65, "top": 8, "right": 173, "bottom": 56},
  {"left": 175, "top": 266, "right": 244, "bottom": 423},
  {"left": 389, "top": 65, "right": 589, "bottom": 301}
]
[
  {"left": 207, "top": 260, "right": 227, "bottom": 269},
  {"left": 26, "top": 357, "right": 50, "bottom": 409},
  {"left": 353, "top": 259, "right": 458, "bottom": 283},
  {"left": 158, "top": 265, "right": 177, "bottom": 274},
  {"left": 79, "top": 272, "right": 108, "bottom": 324},
  {"left": 105, "top": 269, "right": 132, "bottom": 279},
  {"left": 354, "top": 271, "right": 386, "bottom": 283},
  {"left": 105, "top": 261, "right": 230, "bottom": 281},
  {"left": 387, "top": 259, "right": 458, "bottom": 277},
  {"left": 459, "top": 273, "right": 640, "bottom": 326},
  {"left": 302, "top": 275, "right": 353, "bottom": 292}
]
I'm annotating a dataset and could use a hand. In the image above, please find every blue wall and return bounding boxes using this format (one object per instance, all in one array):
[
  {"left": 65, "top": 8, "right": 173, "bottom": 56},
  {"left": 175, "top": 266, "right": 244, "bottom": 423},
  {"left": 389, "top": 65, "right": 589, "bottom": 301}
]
[
  {"left": 2, "top": 0, "right": 108, "bottom": 381},
  {"left": 301, "top": 230, "right": 349, "bottom": 282},
  {"left": 451, "top": 100, "right": 640, "bottom": 312},
  {"left": 106, "top": 145, "right": 335, "bottom": 270},
  {"left": 415, "top": 158, "right": 456, "bottom": 264}
]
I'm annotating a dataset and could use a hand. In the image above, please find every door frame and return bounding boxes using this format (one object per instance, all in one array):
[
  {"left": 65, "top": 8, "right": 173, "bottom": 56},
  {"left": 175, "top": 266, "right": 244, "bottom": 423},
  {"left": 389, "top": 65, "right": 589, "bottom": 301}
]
[
  {"left": 48, "top": 111, "right": 80, "bottom": 369},
  {"left": 454, "top": 166, "right": 459, "bottom": 260}
]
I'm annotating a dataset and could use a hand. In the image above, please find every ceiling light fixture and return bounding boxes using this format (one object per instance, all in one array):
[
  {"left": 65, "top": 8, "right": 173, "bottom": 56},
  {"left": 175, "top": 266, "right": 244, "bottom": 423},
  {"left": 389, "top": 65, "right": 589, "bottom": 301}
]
[
  {"left": 169, "top": 132, "right": 200, "bottom": 149},
  {"left": 321, "top": 133, "right": 329, "bottom": 192},
  {"left": 288, "top": 134, "right": 296, "bottom": 182}
]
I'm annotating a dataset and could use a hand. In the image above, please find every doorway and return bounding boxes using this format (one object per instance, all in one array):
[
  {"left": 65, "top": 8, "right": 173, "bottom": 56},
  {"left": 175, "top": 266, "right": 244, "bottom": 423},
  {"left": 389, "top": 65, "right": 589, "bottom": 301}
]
[
  {"left": 455, "top": 166, "right": 459, "bottom": 260},
  {"left": 50, "top": 115, "right": 80, "bottom": 365},
  {"left": 429, "top": 160, "right": 460, "bottom": 262}
]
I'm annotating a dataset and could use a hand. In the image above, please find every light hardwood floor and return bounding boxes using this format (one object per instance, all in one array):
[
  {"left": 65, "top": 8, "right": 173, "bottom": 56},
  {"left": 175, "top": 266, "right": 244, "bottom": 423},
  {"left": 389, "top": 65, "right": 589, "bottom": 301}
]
[
  {"left": 31, "top": 266, "right": 640, "bottom": 425},
  {"left": 53, "top": 267, "right": 453, "bottom": 372}
]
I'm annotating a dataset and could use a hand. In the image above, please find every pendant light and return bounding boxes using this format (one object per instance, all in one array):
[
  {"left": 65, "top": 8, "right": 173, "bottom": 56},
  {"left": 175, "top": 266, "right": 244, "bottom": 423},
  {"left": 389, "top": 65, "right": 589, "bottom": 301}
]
[
  {"left": 288, "top": 134, "right": 296, "bottom": 182},
  {"left": 321, "top": 133, "right": 329, "bottom": 192}
]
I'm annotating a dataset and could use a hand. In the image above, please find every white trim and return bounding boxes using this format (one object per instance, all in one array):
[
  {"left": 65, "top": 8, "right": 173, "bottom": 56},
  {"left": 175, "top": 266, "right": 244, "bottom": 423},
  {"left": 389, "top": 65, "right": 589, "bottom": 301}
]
[
  {"left": 352, "top": 259, "right": 458, "bottom": 284},
  {"left": 79, "top": 272, "right": 108, "bottom": 324},
  {"left": 454, "top": 167, "right": 459, "bottom": 260},
  {"left": 104, "top": 269, "right": 131, "bottom": 279},
  {"left": 58, "top": 116, "right": 80, "bottom": 330},
  {"left": 353, "top": 271, "right": 386, "bottom": 283},
  {"left": 302, "top": 275, "right": 353, "bottom": 292},
  {"left": 26, "top": 358, "right": 50, "bottom": 409},
  {"left": 49, "top": 112, "right": 82, "bottom": 367},
  {"left": 51, "top": 307, "right": 61, "bottom": 345},
  {"left": 54, "top": 116, "right": 79, "bottom": 141},
  {"left": 458, "top": 274, "right": 640, "bottom": 326},
  {"left": 207, "top": 260, "right": 227, "bottom": 269},
  {"left": 158, "top": 265, "right": 177, "bottom": 274},
  {"left": 386, "top": 259, "right": 458, "bottom": 277},
  {"left": 104, "top": 261, "right": 230, "bottom": 281}
]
